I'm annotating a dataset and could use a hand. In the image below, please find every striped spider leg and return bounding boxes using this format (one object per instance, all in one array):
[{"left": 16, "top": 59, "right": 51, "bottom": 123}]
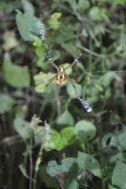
[{"left": 70, "top": 79, "right": 93, "bottom": 113}]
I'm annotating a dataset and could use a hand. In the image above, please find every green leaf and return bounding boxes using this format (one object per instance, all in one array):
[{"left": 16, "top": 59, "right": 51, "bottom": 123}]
[
  {"left": 3, "top": 53, "right": 30, "bottom": 88},
  {"left": 21, "top": 0, "right": 35, "bottom": 15},
  {"left": 3, "top": 31, "right": 18, "bottom": 51},
  {"left": 67, "top": 180, "right": 79, "bottom": 189},
  {"left": 77, "top": 152, "right": 102, "bottom": 178},
  {"left": 19, "top": 164, "right": 29, "bottom": 179},
  {"left": 108, "top": 184, "right": 117, "bottom": 189},
  {"left": 112, "top": 161, "right": 126, "bottom": 189},
  {"left": 48, "top": 12, "right": 61, "bottom": 30},
  {"left": 47, "top": 158, "right": 77, "bottom": 177},
  {"left": 0, "top": 93, "right": 14, "bottom": 114},
  {"left": 118, "top": 128, "right": 126, "bottom": 150},
  {"left": 61, "top": 41, "right": 81, "bottom": 55},
  {"left": 14, "top": 117, "right": 33, "bottom": 140},
  {"left": 100, "top": 71, "right": 121, "bottom": 88},
  {"left": 110, "top": 152, "right": 125, "bottom": 163},
  {"left": 44, "top": 130, "right": 64, "bottom": 151},
  {"left": 16, "top": 10, "right": 46, "bottom": 41},
  {"left": 113, "top": 0, "right": 126, "bottom": 5},
  {"left": 57, "top": 110, "right": 74, "bottom": 126},
  {"left": 75, "top": 120, "right": 96, "bottom": 142},
  {"left": 34, "top": 72, "right": 55, "bottom": 93},
  {"left": 89, "top": 7, "right": 108, "bottom": 21},
  {"left": 39, "top": 166, "right": 58, "bottom": 188},
  {"left": 60, "top": 63, "right": 73, "bottom": 75},
  {"left": 67, "top": 82, "right": 82, "bottom": 99},
  {"left": 60, "top": 127, "right": 76, "bottom": 146}
]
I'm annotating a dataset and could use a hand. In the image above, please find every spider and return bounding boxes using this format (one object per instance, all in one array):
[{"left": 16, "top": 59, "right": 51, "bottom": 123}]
[
  {"left": 43, "top": 49, "right": 92, "bottom": 113},
  {"left": 43, "top": 50, "right": 80, "bottom": 90}
]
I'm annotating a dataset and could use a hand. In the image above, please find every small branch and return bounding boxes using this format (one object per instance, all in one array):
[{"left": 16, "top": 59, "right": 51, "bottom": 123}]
[{"left": 29, "top": 140, "right": 33, "bottom": 189}]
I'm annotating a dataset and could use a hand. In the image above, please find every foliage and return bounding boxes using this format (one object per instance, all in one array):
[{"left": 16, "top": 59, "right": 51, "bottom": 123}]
[{"left": 0, "top": 0, "right": 126, "bottom": 189}]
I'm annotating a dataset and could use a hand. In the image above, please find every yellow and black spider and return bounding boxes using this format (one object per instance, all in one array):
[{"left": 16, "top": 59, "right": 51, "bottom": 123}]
[{"left": 43, "top": 49, "right": 92, "bottom": 113}]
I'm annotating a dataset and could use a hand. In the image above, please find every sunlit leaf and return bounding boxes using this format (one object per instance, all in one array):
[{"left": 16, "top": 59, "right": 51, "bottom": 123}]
[
  {"left": 48, "top": 12, "right": 61, "bottom": 30},
  {"left": 44, "top": 130, "right": 64, "bottom": 151},
  {"left": 60, "top": 127, "right": 76, "bottom": 146}
]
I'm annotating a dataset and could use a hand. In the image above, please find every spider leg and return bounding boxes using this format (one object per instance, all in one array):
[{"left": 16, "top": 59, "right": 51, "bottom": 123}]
[
  {"left": 70, "top": 78, "right": 79, "bottom": 96},
  {"left": 65, "top": 52, "right": 81, "bottom": 70},
  {"left": 69, "top": 79, "right": 93, "bottom": 113},
  {"left": 43, "top": 75, "right": 55, "bottom": 93},
  {"left": 46, "top": 48, "right": 59, "bottom": 72}
]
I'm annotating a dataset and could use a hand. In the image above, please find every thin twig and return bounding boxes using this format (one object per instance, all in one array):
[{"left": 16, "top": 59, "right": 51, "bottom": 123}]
[{"left": 29, "top": 140, "right": 33, "bottom": 189}]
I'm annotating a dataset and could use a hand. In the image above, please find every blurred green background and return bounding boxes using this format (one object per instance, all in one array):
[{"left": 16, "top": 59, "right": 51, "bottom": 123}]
[{"left": 0, "top": 0, "right": 126, "bottom": 189}]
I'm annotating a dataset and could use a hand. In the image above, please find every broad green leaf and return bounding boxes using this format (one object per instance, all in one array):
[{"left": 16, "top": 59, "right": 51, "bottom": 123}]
[
  {"left": 101, "top": 132, "right": 119, "bottom": 150},
  {"left": 57, "top": 110, "right": 74, "bottom": 126},
  {"left": 108, "top": 184, "right": 117, "bottom": 189},
  {"left": 112, "top": 161, "right": 126, "bottom": 189},
  {"left": 62, "top": 158, "right": 77, "bottom": 173},
  {"left": 110, "top": 152, "right": 125, "bottom": 163},
  {"left": 118, "top": 128, "right": 126, "bottom": 150},
  {"left": 60, "top": 127, "right": 76, "bottom": 146},
  {"left": 14, "top": 117, "right": 33, "bottom": 140},
  {"left": 67, "top": 82, "right": 82, "bottom": 98},
  {"left": 16, "top": 10, "right": 46, "bottom": 41},
  {"left": 34, "top": 72, "right": 55, "bottom": 93},
  {"left": 75, "top": 120, "right": 96, "bottom": 142},
  {"left": 3, "top": 31, "right": 18, "bottom": 51},
  {"left": 3, "top": 53, "right": 30, "bottom": 88},
  {"left": 60, "top": 63, "right": 73, "bottom": 75},
  {"left": 47, "top": 161, "right": 63, "bottom": 177},
  {"left": 108, "top": 185, "right": 117, "bottom": 189},
  {"left": 40, "top": 166, "right": 58, "bottom": 188},
  {"left": 47, "top": 158, "right": 76, "bottom": 177},
  {"left": 89, "top": 7, "right": 108, "bottom": 21},
  {"left": 101, "top": 133, "right": 114, "bottom": 149},
  {"left": 113, "top": 0, "right": 126, "bottom": 5},
  {"left": 78, "top": 0, "right": 89, "bottom": 11},
  {"left": 21, "top": 0, "right": 35, "bottom": 15},
  {"left": 77, "top": 152, "right": 102, "bottom": 178},
  {"left": 61, "top": 41, "right": 82, "bottom": 55},
  {"left": 44, "top": 130, "right": 64, "bottom": 151},
  {"left": 48, "top": 12, "right": 61, "bottom": 30},
  {"left": 0, "top": 93, "right": 14, "bottom": 114},
  {"left": 100, "top": 71, "right": 121, "bottom": 88},
  {"left": 67, "top": 180, "right": 79, "bottom": 189}
]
